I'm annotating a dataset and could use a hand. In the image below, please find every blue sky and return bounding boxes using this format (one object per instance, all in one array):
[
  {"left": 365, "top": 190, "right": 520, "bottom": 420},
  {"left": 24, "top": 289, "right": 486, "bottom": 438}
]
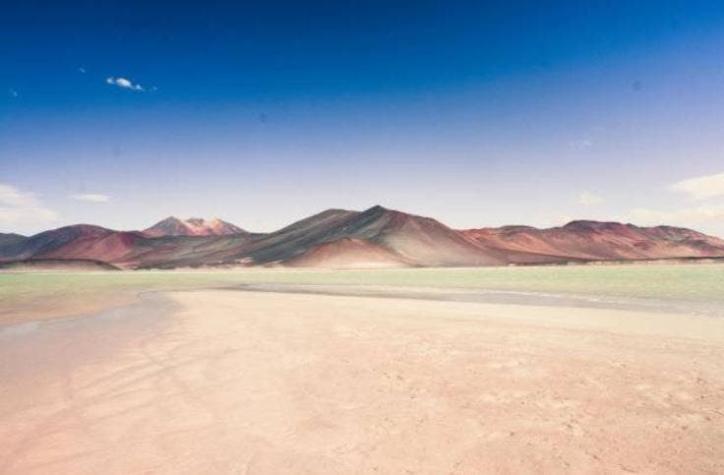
[{"left": 2, "top": 1, "right": 724, "bottom": 235}]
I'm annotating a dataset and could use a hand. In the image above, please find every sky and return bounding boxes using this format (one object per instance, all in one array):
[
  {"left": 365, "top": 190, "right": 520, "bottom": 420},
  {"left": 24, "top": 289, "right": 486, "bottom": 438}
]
[{"left": 2, "top": 0, "right": 724, "bottom": 236}]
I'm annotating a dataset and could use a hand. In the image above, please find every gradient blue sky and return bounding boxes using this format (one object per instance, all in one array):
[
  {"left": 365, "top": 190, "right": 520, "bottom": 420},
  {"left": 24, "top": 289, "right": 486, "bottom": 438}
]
[{"left": 2, "top": 1, "right": 724, "bottom": 236}]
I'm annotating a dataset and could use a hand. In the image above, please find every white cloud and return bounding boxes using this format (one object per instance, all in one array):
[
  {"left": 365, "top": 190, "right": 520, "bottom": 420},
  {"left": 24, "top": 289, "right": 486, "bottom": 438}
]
[
  {"left": 106, "top": 76, "right": 144, "bottom": 91},
  {"left": 9, "top": 89, "right": 18, "bottom": 98},
  {"left": 627, "top": 205, "right": 724, "bottom": 227},
  {"left": 71, "top": 193, "right": 110, "bottom": 203},
  {"left": 0, "top": 184, "right": 59, "bottom": 229},
  {"left": 578, "top": 191, "right": 604, "bottom": 206},
  {"left": 78, "top": 67, "right": 86, "bottom": 74},
  {"left": 0, "top": 185, "right": 33, "bottom": 208},
  {"left": 670, "top": 172, "right": 724, "bottom": 200}
]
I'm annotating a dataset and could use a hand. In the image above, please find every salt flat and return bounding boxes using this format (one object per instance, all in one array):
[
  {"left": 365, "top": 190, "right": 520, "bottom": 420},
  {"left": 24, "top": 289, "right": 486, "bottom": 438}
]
[{"left": 1, "top": 282, "right": 723, "bottom": 474}]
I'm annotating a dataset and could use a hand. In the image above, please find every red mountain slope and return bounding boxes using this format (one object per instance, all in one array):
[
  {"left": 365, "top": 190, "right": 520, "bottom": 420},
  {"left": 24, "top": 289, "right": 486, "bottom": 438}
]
[{"left": 462, "top": 220, "right": 724, "bottom": 261}]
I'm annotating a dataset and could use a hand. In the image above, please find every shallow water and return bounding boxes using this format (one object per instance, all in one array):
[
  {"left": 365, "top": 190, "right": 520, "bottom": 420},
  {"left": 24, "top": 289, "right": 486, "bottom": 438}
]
[{"left": 224, "top": 282, "right": 724, "bottom": 318}]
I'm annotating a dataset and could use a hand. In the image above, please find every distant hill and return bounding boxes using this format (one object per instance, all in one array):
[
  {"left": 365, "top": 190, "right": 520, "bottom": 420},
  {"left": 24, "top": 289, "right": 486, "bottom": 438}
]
[
  {"left": 0, "top": 233, "right": 26, "bottom": 247},
  {"left": 0, "top": 223, "right": 253, "bottom": 269},
  {"left": 0, "top": 225, "right": 146, "bottom": 267},
  {"left": 461, "top": 220, "right": 724, "bottom": 261},
  {"left": 0, "top": 233, "right": 27, "bottom": 256},
  {"left": 2, "top": 208, "right": 723, "bottom": 269},
  {"left": 143, "top": 217, "right": 247, "bottom": 237},
  {"left": 242, "top": 205, "right": 509, "bottom": 267}
]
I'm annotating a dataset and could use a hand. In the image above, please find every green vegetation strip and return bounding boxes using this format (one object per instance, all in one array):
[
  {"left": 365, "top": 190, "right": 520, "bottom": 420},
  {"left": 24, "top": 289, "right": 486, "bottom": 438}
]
[{"left": 1, "top": 264, "right": 723, "bottom": 308}]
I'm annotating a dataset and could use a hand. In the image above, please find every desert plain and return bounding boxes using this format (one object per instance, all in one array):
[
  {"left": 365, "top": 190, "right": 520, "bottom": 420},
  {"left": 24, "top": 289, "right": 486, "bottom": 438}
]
[{"left": 1, "top": 264, "right": 724, "bottom": 474}]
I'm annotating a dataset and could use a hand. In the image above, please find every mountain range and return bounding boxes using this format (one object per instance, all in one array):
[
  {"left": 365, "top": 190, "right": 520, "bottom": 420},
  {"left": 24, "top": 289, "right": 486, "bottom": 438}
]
[{"left": 1, "top": 206, "right": 723, "bottom": 269}]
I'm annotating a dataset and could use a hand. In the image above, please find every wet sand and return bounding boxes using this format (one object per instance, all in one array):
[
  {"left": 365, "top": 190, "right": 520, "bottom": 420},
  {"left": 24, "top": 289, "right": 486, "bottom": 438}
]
[
  {"left": 1, "top": 289, "right": 724, "bottom": 474},
  {"left": 0, "top": 291, "right": 139, "bottom": 327}
]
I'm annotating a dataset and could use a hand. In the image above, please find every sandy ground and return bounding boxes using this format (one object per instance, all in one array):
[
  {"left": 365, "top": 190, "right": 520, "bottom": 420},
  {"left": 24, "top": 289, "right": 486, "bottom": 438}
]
[{"left": 1, "top": 290, "right": 724, "bottom": 474}]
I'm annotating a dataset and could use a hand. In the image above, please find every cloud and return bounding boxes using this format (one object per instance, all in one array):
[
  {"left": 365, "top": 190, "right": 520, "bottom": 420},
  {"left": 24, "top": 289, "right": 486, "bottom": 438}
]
[
  {"left": 670, "top": 172, "right": 724, "bottom": 200},
  {"left": 106, "top": 76, "right": 144, "bottom": 91},
  {"left": 71, "top": 193, "right": 110, "bottom": 203},
  {"left": 78, "top": 66, "right": 86, "bottom": 74},
  {"left": 627, "top": 205, "right": 724, "bottom": 227},
  {"left": 9, "top": 89, "right": 18, "bottom": 98},
  {"left": 578, "top": 191, "right": 604, "bottom": 206},
  {"left": 0, "top": 184, "right": 59, "bottom": 229}
]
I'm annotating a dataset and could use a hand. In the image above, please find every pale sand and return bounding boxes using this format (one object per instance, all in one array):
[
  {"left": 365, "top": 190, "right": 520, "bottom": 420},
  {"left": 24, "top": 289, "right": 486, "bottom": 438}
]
[{"left": 1, "top": 290, "right": 724, "bottom": 474}]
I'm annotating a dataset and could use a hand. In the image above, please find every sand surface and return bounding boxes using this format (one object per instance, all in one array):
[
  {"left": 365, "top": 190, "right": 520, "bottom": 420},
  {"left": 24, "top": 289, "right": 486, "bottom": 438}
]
[{"left": 1, "top": 289, "right": 724, "bottom": 474}]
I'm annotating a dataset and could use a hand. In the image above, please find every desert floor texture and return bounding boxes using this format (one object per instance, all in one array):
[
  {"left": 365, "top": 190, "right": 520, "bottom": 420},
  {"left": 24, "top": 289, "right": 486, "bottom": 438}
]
[{"left": 1, "top": 268, "right": 724, "bottom": 474}]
